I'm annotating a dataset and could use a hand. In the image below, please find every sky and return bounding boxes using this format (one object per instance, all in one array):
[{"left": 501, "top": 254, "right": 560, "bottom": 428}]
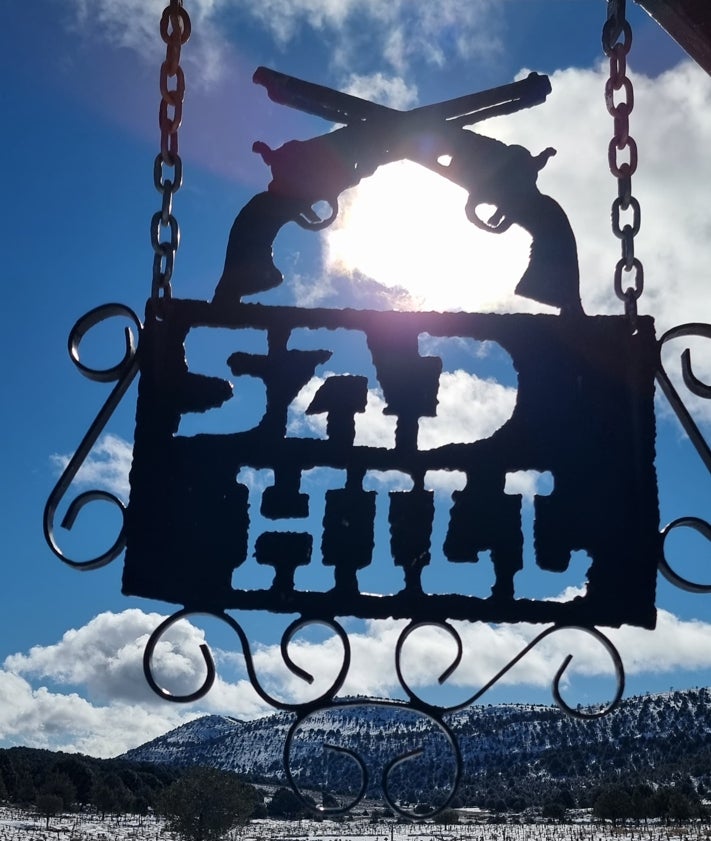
[{"left": 2, "top": 0, "right": 711, "bottom": 760}]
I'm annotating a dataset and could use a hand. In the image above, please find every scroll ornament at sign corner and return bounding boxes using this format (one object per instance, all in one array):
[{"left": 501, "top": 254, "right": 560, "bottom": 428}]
[{"left": 44, "top": 66, "right": 711, "bottom": 816}]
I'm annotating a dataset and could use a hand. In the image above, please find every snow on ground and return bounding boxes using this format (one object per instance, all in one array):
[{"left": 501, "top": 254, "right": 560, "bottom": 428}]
[{"left": 1, "top": 808, "right": 710, "bottom": 841}]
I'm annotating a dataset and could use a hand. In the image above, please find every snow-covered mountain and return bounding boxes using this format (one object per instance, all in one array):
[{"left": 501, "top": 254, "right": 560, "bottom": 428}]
[{"left": 121, "top": 688, "right": 711, "bottom": 807}]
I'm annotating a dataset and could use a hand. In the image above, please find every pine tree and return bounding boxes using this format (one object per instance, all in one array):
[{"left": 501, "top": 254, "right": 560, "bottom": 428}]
[{"left": 158, "top": 767, "right": 258, "bottom": 841}]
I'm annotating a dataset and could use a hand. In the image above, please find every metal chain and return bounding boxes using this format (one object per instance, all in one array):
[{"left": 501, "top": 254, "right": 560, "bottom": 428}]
[
  {"left": 151, "top": 0, "right": 191, "bottom": 302},
  {"left": 603, "top": 0, "right": 643, "bottom": 329}
]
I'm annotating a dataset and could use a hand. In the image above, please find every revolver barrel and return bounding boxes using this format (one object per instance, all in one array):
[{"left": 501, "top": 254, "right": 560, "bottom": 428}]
[{"left": 253, "top": 65, "right": 551, "bottom": 128}]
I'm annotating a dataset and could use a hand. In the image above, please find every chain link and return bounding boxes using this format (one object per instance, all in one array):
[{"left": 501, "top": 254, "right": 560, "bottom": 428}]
[
  {"left": 151, "top": 0, "right": 191, "bottom": 302},
  {"left": 603, "top": 0, "right": 643, "bottom": 328}
]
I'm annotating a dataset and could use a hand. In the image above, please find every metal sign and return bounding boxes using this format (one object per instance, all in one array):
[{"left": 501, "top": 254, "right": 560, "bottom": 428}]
[
  {"left": 122, "top": 68, "right": 660, "bottom": 630},
  {"left": 44, "top": 49, "right": 711, "bottom": 816}
]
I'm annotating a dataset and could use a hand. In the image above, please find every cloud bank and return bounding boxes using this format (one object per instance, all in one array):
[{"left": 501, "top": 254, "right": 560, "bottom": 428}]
[{"left": 4, "top": 607, "right": 711, "bottom": 757}]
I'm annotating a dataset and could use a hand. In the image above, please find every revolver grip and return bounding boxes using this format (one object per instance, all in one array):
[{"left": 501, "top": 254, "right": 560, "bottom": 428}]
[
  {"left": 512, "top": 193, "right": 582, "bottom": 316},
  {"left": 212, "top": 191, "right": 303, "bottom": 308}
]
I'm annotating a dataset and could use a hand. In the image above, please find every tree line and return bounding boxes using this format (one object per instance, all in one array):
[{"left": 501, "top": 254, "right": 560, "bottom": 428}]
[
  {"left": 590, "top": 782, "right": 704, "bottom": 825},
  {"left": 0, "top": 746, "right": 184, "bottom": 818},
  {"left": 0, "top": 747, "right": 323, "bottom": 836},
  {"left": 0, "top": 744, "right": 707, "bottom": 838}
]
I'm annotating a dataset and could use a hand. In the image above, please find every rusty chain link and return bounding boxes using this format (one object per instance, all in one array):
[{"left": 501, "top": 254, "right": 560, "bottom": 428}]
[
  {"left": 603, "top": 0, "right": 643, "bottom": 329},
  {"left": 151, "top": 0, "right": 191, "bottom": 302}
]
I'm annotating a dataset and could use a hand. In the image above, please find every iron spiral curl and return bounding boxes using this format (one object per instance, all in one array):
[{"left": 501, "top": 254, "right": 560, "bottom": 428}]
[
  {"left": 660, "top": 517, "right": 711, "bottom": 593},
  {"left": 143, "top": 609, "right": 350, "bottom": 710},
  {"left": 142, "top": 612, "right": 623, "bottom": 817},
  {"left": 395, "top": 621, "right": 625, "bottom": 719},
  {"left": 656, "top": 323, "right": 711, "bottom": 592},
  {"left": 43, "top": 303, "right": 142, "bottom": 570},
  {"left": 656, "top": 322, "right": 711, "bottom": 473},
  {"left": 282, "top": 698, "right": 461, "bottom": 819}
]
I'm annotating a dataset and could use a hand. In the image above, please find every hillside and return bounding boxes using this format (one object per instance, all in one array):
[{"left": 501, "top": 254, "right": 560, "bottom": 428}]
[{"left": 120, "top": 687, "right": 711, "bottom": 808}]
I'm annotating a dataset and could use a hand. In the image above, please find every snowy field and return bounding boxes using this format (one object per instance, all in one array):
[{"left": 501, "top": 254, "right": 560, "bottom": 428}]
[{"left": 1, "top": 809, "right": 710, "bottom": 841}]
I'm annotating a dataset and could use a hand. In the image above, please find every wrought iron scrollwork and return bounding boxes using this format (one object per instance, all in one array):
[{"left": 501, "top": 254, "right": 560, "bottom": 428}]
[
  {"left": 660, "top": 517, "right": 711, "bottom": 593},
  {"left": 656, "top": 324, "right": 711, "bottom": 594},
  {"left": 656, "top": 323, "right": 711, "bottom": 473},
  {"left": 44, "top": 57, "right": 700, "bottom": 818},
  {"left": 395, "top": 621, "right": 625, "bottom": 720},
  {"left": 43, "top": 303, "right": 142, "bottom": 570},
  {"left": 284, "top": 700, "right": 462, "bottom": 819},
  {"left": 143, "top": 610, "right": 351, "bottom": 711},
  {"left": 142, "top": 609, "right": 624, "bottom": 814}
]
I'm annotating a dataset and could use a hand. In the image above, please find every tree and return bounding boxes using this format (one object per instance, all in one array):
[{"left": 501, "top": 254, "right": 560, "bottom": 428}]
[
  {"left": 541, "top": 800, "right": 567, "bottom": 822},
  {"left": 666, "top": 788, "right": 698, "bottom": 822},
  {"left": 54, "top": 758, "right": 94, "bottom": 806},
  {"left": 0, "top": 754, "right": 16, "bottom": 800},
  {"left": 14, "top": 769, "right": 36, "bottom": 805},
  {"left": 159, "top": 767, "right": 258, "bottom": 841},
  {"left": 267, "top": 786, "right": 311, "bottom": 819},
  {"left": 593, "top": 786, "right": 634, "bottom": 826},
  {"left": 40, "top": 772, "right": 76, "bottom": 812},
  {"left": 432, "top": 808, "right": 460, "bottom": 824},
  {"left": 93, "top": 780, "right": 121, "bottom": 820},
  {"left": 36, "top": 793, "right": 63, "bottom": 829},
  {"left": 92, "top": 773, "right": 132, "bottom": 820}
]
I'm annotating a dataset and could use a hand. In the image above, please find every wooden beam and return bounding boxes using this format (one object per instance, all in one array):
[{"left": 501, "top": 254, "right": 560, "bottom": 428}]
[{"left": 634, "top": 0, "right": 711, "bottom": 75}]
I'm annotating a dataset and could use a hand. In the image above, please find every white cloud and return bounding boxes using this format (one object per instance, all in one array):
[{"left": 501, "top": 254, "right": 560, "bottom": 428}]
[
  {"left": 51, "top": 433, "right": 132, "bottom": 500},
  {"left": 287, "top": 376, "right": 329, "bottom": 439},
  {"left": 418, "top": 371, "right": 516, "bottom": 450},
  {"left": 287, "top": 376, "right": 398, "bottom": 446},
  {"left": 6, "top": 609, "right": 199, "bottom": 705},
  {"left": 504, "top": 469, "right": 554, "bottom": 501},
  {"left": 6, "top": 605, "right": 711, "bottom": 755},
  {"left": 194, "top": 612, "right": 711, "bottom": 712},
  {"left": 240, "top": 0, "right": 504, "bottom": 74},
  {"left": 286, "top": 367, "right": 517, "bottom": 451},
  {"left": 1, "top": 610, "right": 270, "bottom": 757},
  {"left": 343, "top": 73, "right": 419, "bottom": 110},
  {"left": 354, "top": 389, "right": 398, "bottom": 448},
  {"left": 492, "top": 62, "right": 711, "bottom": 333},
  {"left": 67, "top": 0, "right": 228, "bottom": 87},
  {"left": 612, "top": 609, "right": 711, "bottom": 674},
  {"left": 0, "top": 669, "right": 196, "bottom": 758}
]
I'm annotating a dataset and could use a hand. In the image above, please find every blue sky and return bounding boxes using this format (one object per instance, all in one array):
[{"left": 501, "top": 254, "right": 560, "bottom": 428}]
[{"left": 2, "top": 0, "right": 711, "bottom": 758}]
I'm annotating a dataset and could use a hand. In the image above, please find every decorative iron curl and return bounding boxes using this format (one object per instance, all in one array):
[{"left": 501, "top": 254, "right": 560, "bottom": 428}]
[
  {"left": 283, "top": 731, "right": 368, "bottom": 816},
  {"left": 395, "top": 621, "right": 625, "bottom": 719},
  {"left": 380, "top": 719, "right": 460, "bottom": 820},
  {"left": 656, "top": 323, "right": 711, "bottom": 473},
  {"left": 143, "top": 613, "right": 623, "bottom": 816},
  {"left": 143, "top": 609, "right": 350, "bottom": 711},
  {"left": 282, "top": 698, "right": 460, "bottom": 819},
  {"left": 278, "top": 617, "right": 351, "bottom": 701},
  {"left": 43, "top": 303, "right": 142, "bottom": 570},
  {"left": 660, "top": 517, "right": 711, "bottom": 593}
]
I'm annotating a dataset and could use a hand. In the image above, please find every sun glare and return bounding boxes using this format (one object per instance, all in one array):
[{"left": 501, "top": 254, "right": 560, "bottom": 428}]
[{"left": 325, "top": 160, "right": 541, "bottom": 313}]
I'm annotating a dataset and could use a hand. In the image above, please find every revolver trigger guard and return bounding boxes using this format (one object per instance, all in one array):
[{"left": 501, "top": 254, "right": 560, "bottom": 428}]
[
  {"left": 296, "top": 198, "right": 339, "bottom": 231},
  {"left": 466, "top": 201, "right": 512, "bottom": 234}
]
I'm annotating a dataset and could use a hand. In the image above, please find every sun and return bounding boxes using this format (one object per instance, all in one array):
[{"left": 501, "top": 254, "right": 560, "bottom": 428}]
[{"left": 324, "top": 159, "right": 545, "bottom": 313}]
